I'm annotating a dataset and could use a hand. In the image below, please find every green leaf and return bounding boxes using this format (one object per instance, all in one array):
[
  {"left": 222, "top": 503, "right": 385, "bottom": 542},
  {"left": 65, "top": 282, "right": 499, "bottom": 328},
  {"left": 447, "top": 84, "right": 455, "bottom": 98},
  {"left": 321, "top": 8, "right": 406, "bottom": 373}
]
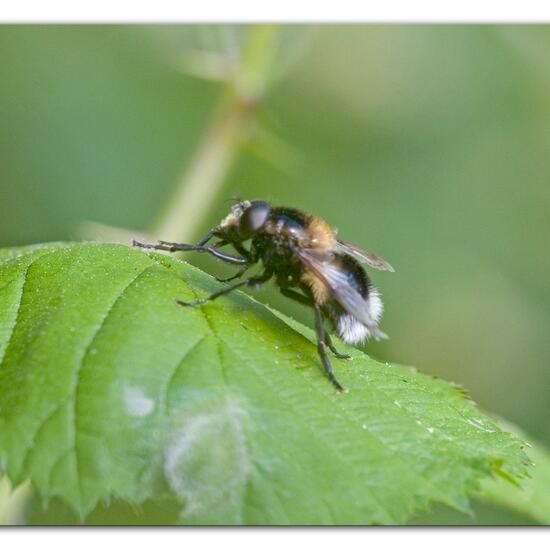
[
  {"left": 478, "top": 422, "right": 550, "bottom": 524},
  {"left": 0, "top": 243, "right": 531, "bottom": 524}
]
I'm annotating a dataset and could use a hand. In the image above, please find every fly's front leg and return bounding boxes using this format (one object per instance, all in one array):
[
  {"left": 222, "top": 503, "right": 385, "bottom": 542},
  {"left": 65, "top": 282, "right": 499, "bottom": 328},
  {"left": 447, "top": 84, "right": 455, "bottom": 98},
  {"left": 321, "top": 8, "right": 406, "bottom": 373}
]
[
  {"left": 213, "top": 242, "right": 254, "bottom": 282},
  {"left": 133, "top": 238, "right": 249, "bottom": 266},
  {"left": 133, "top": 230, "right": 214, "bottom": 252},
  {"left": 177, "top": 270, "right": 273, "bottom": 307},
  {"left": 232, "top": 242, "right": 252, "bottom": 261},
  {"left": 133, "top": 240, "right": 203, "bottom": 253},
  {"left": 314, "top": 304, "right": 345, "bottom": 392}
]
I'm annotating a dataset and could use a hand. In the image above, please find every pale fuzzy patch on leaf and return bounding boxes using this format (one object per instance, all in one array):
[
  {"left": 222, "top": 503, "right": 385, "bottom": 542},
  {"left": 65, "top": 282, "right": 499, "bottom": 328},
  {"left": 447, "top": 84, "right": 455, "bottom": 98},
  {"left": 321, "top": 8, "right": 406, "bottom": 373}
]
[
  {"left": 123, "top": 386, "right": 155, "bottom": 418},
  {"left": 164, "top": 394, "right": 251, "bottom": 522}
]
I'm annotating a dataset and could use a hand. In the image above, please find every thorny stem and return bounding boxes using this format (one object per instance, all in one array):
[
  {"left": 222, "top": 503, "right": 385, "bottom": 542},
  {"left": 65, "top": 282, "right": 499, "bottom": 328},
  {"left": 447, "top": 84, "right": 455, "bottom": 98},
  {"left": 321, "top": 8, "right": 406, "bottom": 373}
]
[{"left": 152, "top": 25, "right": 279, "bottom": 242}]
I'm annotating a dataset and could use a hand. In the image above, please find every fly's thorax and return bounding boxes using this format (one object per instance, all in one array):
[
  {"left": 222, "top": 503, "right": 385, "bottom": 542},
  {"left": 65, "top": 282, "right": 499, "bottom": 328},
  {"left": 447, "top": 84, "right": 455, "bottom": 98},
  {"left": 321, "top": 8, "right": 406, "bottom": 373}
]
[
  {"left": 255, "top": 209, "right": 309, "bottom": 263},
  {"left": 264, "top": 208, "right": 310, "bottom": 243},
  {"left": 252, "top": 226, "right": 302, "bottom": 277},
  {"left": 260, "top": 208, "right": 336, "bottom": 251}
]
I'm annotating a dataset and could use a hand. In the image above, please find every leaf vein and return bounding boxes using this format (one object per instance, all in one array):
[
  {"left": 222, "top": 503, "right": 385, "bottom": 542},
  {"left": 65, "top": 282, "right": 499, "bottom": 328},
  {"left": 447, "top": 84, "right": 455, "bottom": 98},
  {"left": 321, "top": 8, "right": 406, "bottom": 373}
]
[
  {"left": 160, "top": 335, "right": 206, "bottom": 418},
  {"left": 0, "top": 265, "right": 31, "bottom": 368},
  {"left": 70, "top": 261, "right": 156, "bottom": 507},
  {"left": 21, "top": 399, "right": 69, "bottom": 475}
]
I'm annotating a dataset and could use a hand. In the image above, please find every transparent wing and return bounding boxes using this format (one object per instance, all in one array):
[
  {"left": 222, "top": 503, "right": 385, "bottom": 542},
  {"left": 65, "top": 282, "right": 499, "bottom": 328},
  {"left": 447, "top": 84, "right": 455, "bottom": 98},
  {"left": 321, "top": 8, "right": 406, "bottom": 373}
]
[
  {"left": 336, "top": 239, "right": 395, "bottom": 272},
  {"left": 296, "top": 248, "right": 382, "bottom": 333}
]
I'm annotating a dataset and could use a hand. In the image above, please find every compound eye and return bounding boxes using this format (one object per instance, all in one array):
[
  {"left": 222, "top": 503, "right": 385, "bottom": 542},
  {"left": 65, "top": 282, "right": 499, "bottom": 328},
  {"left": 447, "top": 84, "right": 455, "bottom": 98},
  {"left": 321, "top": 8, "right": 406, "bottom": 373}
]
[{"left": 239, "top": 201, "right": 271, "bottom": 238}]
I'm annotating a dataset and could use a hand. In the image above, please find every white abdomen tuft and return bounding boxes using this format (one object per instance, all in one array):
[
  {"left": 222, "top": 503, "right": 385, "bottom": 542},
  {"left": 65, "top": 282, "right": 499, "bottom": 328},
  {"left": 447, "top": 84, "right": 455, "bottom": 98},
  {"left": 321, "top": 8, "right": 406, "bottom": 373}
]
[{"left": 337, "top": 286, "right": 386, "bottom": 344}]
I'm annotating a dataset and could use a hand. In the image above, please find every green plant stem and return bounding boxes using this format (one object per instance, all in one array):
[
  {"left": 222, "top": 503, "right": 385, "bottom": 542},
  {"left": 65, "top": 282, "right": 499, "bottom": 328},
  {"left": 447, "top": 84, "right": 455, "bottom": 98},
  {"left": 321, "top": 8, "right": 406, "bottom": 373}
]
[{"left": 152, "top": 25, "right": 279, "bottom": 242}]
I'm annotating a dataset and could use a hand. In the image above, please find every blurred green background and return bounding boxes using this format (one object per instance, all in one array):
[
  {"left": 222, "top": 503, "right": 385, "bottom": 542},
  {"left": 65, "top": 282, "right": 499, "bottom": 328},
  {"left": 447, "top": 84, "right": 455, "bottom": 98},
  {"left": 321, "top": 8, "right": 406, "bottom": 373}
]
[{"left": 1, "top": 24, "right": 549, "bottom": 525}]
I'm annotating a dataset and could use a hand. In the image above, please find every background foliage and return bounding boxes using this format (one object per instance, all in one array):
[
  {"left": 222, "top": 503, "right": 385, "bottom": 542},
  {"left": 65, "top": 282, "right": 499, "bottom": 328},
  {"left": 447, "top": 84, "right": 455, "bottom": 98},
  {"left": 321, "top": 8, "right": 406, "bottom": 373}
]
[{"left": 1, "top": 24, "right": 550, "bottom": 524}]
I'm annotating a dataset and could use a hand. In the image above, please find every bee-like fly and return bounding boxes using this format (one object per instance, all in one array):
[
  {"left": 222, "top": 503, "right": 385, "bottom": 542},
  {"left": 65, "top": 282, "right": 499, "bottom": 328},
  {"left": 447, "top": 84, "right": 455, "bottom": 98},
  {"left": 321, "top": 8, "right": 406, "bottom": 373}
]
[{"left": 134, "top": 200, "right": 394, "bottom": 391}]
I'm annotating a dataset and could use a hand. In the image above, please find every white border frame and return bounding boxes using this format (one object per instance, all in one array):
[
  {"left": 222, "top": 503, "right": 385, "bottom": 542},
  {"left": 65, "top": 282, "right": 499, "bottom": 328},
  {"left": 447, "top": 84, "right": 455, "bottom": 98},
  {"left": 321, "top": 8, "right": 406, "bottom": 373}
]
[{"left": 2, "top": 0, "right": 550, "bottom": 23}]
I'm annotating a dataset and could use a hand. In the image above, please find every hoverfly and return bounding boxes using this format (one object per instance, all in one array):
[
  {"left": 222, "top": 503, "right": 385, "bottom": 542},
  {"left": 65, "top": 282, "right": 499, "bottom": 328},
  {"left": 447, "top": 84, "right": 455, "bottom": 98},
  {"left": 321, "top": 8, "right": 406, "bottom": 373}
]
[{"left": 134, "top": 200, "right": 394, "bottom": 391}]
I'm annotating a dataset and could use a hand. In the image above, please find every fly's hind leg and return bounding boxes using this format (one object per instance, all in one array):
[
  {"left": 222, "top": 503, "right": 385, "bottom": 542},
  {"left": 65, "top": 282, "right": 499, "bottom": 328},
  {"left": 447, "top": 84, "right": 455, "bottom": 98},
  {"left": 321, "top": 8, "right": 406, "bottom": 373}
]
[
  {"left": 280, "top": 288, "right": 351, "bottom": 361},
  {"left": 313, "top": 303, "right": 345, "bottom": 392},
  {"left": 324, "top": 332, "right": 352, "bottom": 360}
]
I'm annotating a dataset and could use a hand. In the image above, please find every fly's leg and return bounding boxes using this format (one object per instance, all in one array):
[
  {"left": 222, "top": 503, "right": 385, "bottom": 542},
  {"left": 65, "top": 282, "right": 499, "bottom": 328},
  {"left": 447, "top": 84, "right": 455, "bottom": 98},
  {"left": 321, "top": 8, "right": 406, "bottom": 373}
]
[
  {"left": 133, "top": 229, "right": 213, "bottom": 251},
  {"left": 133, "top": 239, "right": 249, "bottom": 266},
  {"left": 178, "top": 270, "right": 273, "bottom": 307},
  {"left": 232, "top": 242, "right": 253, "bottom": 262},
  {"left": 281, "top": 288, "right": 351, "bottom": 361},
  {"left": 314, "top": 303, "right": 345, "bottom": 392},
  {"left": 280, "top": 288, "right": 312, "bottom": 306},
  {"left": 213, "top": 264, "right": 250, "bottom": 283},
  {"left": 195, "top": 231, "right": 216, "bottom": 246},
  {"left": 324, "top": 332, "right": 352, "bottom": 360},
  {"left": 212, "top": 241, "right": 258, "bottom": 281}
]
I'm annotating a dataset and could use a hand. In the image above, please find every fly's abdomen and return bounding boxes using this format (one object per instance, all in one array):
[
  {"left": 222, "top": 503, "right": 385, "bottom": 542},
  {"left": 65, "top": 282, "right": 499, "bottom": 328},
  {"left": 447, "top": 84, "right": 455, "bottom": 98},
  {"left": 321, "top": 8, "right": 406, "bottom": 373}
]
[{"left": 324, "top": 254, "right": 385, "bottom": 344}]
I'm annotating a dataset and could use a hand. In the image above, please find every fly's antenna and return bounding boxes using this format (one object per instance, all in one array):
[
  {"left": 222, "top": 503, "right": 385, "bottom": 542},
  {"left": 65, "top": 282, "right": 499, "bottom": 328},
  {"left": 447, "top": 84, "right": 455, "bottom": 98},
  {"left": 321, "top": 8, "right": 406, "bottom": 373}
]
[{"left": 225, "top": 196, "right": 243, "bottom": 205}]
